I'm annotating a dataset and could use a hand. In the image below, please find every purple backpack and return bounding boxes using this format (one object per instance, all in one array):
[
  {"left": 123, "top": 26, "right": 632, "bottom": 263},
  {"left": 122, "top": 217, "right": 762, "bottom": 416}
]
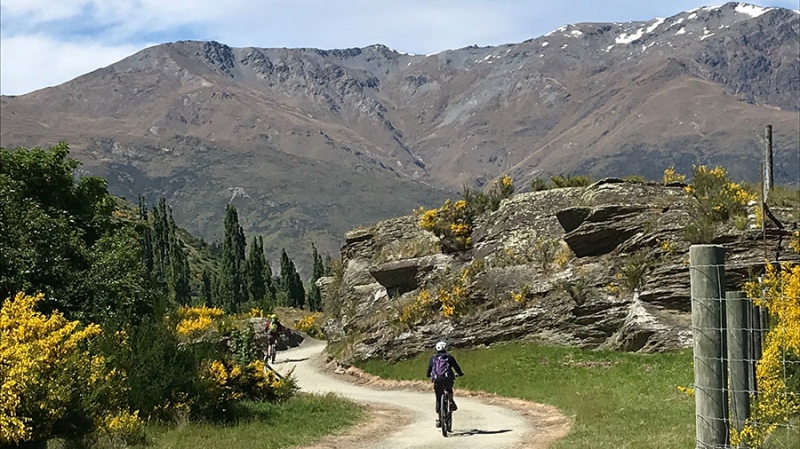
[{"left": 432, "top": 354, "right": 450, "bottom": 380}]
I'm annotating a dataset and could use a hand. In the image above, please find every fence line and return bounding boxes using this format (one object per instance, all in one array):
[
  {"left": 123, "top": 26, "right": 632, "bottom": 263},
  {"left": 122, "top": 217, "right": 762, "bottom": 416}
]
[{"left": 689, "top": 246, "right": 798, "bottom": 449}]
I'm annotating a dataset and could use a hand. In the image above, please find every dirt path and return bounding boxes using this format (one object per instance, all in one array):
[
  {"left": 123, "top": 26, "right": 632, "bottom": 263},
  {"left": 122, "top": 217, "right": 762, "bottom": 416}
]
[{"left": 272, "top": 339, "right": 570, "bottom": 449}]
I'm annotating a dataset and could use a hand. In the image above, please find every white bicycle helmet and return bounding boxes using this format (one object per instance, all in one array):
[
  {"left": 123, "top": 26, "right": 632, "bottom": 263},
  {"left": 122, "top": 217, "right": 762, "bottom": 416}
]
[{"left": 435, "top": 341, "right": 447, "bottom": 352}]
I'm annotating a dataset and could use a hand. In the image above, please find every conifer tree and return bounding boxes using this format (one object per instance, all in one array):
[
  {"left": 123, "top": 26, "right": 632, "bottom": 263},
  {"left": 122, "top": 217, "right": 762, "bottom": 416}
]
[
  {"left": 149, "top": 198, "right": 191, "bottom": 306},
  {"left": 201, "top": 269, "right": 213, "bottom": 307},
  {"left": 307, "top": 243, "right": 325, "bottom": 311},
  {"left": 138, "top": 194, "right": 154, "bottom": 272},
  {"left": 279, "top": 248, "right": 305, "bottom": 308},
  {"left": 218, "top": 205, "right": 247, "bottom": 312},
  {"left": 247, "top": 236, "right": 267, "bottom": 304},
  {"left": 263, "top": 256, "right": 276, "bottom": 301}
]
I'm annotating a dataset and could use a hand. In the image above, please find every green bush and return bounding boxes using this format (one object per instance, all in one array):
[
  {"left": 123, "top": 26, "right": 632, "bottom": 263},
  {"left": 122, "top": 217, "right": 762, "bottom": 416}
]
[
  {"left": 529, "top": 178, "right": 549, "bottom": 191},
  {"left": 94, "top": 320, "right": 219, "bottom": 422},
  {"left": 230, "top": 324, "right": 262, "bottom": 367},
  {"left": 550, "top": 174, "right": 592, "bottom": 188}
]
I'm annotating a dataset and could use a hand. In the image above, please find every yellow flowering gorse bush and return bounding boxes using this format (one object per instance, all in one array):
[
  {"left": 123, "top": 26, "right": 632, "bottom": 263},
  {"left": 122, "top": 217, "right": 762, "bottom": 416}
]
[
  {"left": 416, "top": 198, "right": 473, "bottom": 252},
  {"left": 688, "top": 164, "right": 755, "bottom": 222},
  {"left": 732, "top": 262, "right": 800, "bottom": 447},
  {"left": 399, "top": 262, "right": 483, "bottom": 324},
  {"left": 0, "top": 293, "right": 137, "bottom": 445},
  {"left": 295, "top": 312, "right": 325, "bottom": 338},
  {"left": 417, "top": 175, "right": 515, "bottom": 253},
  {"left": 663, "top": 165, "right": 687, "bottom": 184},
  {"left": 203, "top": 359, "right": 298, "bottom": 409},
  {"left": 175, "top": 305, "right": 224, "bottom": 338}
]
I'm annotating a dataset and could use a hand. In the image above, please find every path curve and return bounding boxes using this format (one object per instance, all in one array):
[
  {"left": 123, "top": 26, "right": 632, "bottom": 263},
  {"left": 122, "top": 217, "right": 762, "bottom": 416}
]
[{"left": 272, "top": 338, "right": 569, "bottom": 449}]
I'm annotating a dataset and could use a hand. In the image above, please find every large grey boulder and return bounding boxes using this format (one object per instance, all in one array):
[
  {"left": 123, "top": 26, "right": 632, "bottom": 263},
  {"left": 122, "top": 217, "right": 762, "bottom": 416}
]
[{"left": 324, "top": 180, "right": 798, "bottom": 362}]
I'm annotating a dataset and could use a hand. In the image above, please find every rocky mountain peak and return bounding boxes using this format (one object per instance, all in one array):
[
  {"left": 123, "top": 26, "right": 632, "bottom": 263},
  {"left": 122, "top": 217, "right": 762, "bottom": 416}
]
[{"left": 1, "top": 3, "right": 797, "bottom": 270}]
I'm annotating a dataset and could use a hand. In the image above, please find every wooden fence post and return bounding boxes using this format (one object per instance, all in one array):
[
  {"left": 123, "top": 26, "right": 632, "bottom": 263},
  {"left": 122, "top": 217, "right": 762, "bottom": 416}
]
[
  {"left": 690, "top": 245, "right": 728, "bottom": 449},
  {"left": 726, "top": 291, "right": 751, "bottom": 444}
]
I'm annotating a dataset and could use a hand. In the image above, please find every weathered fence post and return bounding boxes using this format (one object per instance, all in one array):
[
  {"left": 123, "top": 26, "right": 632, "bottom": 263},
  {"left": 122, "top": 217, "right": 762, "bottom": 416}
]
[
  {"left": 726, "top": 291, "right": 751, "bottom": 444},
  {"left": 690, "top": 245, "right": 728, "bottom": 449},
  {"left": 763, "top": 124, "right": 773, "bottom": 199}
]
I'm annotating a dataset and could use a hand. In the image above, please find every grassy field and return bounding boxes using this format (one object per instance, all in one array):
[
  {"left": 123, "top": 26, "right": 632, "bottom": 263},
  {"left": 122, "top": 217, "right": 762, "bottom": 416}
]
[
  {"left": 358, "top": 342, "right": 696, "bottom": 449},
  {"left": 135, "top": 393, "right": 363, "bottom": 449}
]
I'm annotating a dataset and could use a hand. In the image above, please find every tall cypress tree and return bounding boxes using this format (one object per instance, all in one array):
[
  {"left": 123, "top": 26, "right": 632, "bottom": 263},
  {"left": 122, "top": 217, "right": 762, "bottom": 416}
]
[
  {"left": 168, "top": 211, "right": 191, "bottom": 305},
  {"left": 138, "top": 194, "right": 154, "bottom": 272},
  {"left": 279, "top": 248, "right": 305, "bottom": 308},
  {"left": 307, "top": 243, "right": 324, "bottom": 311},
  {"left": 201, "top": 268, "right": 213, "bottom": 307},
  {"left": 218, "top": 205, "right": 247, "bottom": 312},
  {"left": 247, "top": 235, "right": 267, "bottom": 304},
  {"left": 263, "top": 248, "right": 276, "bottom": 302}
]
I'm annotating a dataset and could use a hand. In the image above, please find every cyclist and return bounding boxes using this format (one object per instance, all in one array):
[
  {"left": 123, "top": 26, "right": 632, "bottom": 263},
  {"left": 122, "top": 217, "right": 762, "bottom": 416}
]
[
  {"left": 426, "top": 341, "right": 464, "bottom": 427},
  {"left": 264, "top": 314, "right": 286, "bottom": 363}
]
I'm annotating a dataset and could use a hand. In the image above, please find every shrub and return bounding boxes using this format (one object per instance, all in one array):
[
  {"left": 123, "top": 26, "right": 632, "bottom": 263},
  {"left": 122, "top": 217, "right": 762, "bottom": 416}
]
[
  {"left": 490, "top": 236, "right": 569, "bottom": 272},
  {"left": 686, "top": 165, "right": 755, "bottom": 222},
  {"left": 682, "top": 214, "right": 719, "bottom": 244},
  {"left": 398, "top": 261, "right": 484, "bottom": 325},
  {"left": 175, "top": 305, "right": 224, "bottom": 340},
  {"left": 550, "top": 174, "right": 592, "bottom": 188},
  {"left": 418, "top": 175, "right": 515, "bottom": 252},
  {"left": 98, "top": 319, "right": 216, "bottom": 422},
  {"left": 663, "top": 165, "right": 686, "bottom": 184},
  {"left": 295, "top": 312, "right": 325, "bottom": 339},
  {"left": 555, "top": 276, "right": 590, "bottom": 305},
  {"left": 529, "top": 178, "right": 549, "bottom": 191},
  {"left": 201, "top": 360, "right": 298, "bottom": 419},
  {"left": 229, "top": 324, "right": 262, "bottom": 367},
  {"left": 417, "top": 199, "right": 473, "bottom": 252},
  {"left": 607, "top": 249, "right": 654, "bottom": 296},
  {"left": 734, "top": 262, "right": 800, "bottom": 447},
  {"left": 0, "top": 293, "right": 138, "bottom": 447},
  {"left": 664, "top": 164, "right": 756, "bottom": 244}
]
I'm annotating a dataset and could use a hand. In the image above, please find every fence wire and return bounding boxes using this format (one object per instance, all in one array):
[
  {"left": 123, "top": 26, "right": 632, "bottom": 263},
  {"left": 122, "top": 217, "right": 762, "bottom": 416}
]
[{"left": 690, "top": 260, "right": 799, "bottom": 449}]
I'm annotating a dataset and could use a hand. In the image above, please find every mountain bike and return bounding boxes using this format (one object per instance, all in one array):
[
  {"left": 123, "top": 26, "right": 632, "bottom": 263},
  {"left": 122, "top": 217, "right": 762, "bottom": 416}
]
[
  {"left": 263, "top": 337, "right": 277, "bottom": 365},
  {"left": 439, "top": 389, "right": 453, "bottom": 437}
]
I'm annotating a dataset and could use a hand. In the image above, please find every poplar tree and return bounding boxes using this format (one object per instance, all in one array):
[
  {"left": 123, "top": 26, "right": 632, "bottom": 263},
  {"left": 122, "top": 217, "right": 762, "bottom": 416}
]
[
  {"left": 149, "top": 198, "right": 191, "bottom": 306},
  {"left": 247, "top": 236, "right": 267, "bottom": 304},
  {"left": 218, "top": 205, "right": 247, "bottom": 312},
  {"left": 279, "top": 248, "right": 305, "bottom": 308},
  {"left": 307, "top": 243, "right": 325, "bottom": 311},
  {"left": 201, "top": 269, "right": 213, "bottom": 307}
]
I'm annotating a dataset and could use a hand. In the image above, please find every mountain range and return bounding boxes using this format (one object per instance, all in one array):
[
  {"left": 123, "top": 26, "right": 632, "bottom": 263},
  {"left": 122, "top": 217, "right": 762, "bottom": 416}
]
[{"left": 1, "top": 1, "right": 798, "bottom": 270}]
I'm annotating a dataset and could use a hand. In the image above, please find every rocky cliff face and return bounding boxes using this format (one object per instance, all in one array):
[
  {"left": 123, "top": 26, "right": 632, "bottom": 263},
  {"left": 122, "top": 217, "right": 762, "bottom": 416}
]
[{"left": 322, "top": 179, "right": 799, "bottom": 361}]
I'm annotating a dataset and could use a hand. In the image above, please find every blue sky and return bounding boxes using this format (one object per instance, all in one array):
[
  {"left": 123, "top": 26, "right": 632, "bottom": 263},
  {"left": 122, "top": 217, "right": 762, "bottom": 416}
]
[{"left": 1, "top": 0, "right": 797, "bottom": 95}]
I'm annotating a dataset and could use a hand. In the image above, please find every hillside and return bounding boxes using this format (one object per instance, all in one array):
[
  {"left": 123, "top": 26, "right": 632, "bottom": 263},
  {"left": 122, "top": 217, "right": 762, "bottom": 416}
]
[{"left": 1, "top": 2, "right": 798, "bottom": 269}]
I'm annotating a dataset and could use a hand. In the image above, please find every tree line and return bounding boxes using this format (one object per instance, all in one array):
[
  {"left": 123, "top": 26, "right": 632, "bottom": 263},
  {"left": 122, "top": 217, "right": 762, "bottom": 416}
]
[
  {"left": 1, "top": 143, "right": 319, "bottom": 447},
  {"left": 0, "top": 142, "right": 328, "bottom": 323}
]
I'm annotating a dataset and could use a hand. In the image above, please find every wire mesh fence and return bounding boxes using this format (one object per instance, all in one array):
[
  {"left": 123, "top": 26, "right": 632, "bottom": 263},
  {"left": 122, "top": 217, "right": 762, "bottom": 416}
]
[{"left": 689, "top": 245, "right": 799, "bottom": 449}]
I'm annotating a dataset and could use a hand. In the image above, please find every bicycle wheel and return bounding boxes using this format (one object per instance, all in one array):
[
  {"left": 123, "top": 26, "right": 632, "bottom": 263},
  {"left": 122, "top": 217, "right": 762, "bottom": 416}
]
[
  {"left": 445, "top": 399, "right": 452, "bottom": 433},
  {"left": 440, "top": 392, "right": 450, "bottom": 437}
]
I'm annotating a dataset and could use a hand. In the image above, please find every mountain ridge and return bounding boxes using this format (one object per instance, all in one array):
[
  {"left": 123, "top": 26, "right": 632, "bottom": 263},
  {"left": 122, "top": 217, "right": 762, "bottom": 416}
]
[{"left": 1, "top": 2, "right": 798, "bottom": 269}]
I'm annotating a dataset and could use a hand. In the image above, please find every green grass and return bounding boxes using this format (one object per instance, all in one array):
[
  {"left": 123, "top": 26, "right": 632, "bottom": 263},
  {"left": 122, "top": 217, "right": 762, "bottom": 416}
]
[
  {"left": 136, "top": 393, "right": 363, "bottom": 449},
  {"left": 357, "top": 342, "right": 695, "bottom": 449}
]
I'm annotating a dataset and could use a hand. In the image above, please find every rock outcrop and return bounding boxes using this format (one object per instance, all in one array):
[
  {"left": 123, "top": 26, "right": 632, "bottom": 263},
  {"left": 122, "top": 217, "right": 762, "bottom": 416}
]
[{"left": 323, "top": 180, "right": 798, "bottom": 361}]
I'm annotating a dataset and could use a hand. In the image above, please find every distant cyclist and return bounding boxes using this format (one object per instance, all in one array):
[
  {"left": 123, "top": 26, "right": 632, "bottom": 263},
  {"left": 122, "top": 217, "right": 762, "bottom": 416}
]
[
  {"left": 264, "top": 314, "right": 286, "bottom": 363},
  {"left": 426, "top": 341, "right": 464, "bottom": 427}
]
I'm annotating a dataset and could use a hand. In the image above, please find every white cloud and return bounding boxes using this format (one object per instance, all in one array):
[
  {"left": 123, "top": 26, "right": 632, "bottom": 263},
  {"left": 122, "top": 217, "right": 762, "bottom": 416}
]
[{"left": 0, "top": 35, "right": 146, "bottom": 95}]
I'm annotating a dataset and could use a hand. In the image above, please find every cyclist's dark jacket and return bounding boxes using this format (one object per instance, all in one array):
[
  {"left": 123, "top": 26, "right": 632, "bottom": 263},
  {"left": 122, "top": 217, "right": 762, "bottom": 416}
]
[
  {"left": 266, "top": 319, "right": 285, "bottom": 339},
  {"left": 426, "top": 351, "right": 464, "bottom": 380}
]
